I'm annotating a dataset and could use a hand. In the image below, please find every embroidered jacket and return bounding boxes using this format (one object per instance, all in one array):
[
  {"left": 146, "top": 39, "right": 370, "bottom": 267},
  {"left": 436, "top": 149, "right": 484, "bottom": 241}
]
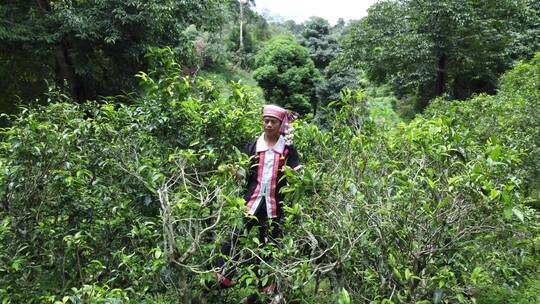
[{"left": 243, "top": 134, "right": 301, "bottom": 218}]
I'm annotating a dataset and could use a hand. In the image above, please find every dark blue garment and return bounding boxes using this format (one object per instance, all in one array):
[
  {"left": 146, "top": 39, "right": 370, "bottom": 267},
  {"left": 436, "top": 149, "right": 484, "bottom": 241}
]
[{"left": 243, "top": 139, "right": 301, "bottom": 218}]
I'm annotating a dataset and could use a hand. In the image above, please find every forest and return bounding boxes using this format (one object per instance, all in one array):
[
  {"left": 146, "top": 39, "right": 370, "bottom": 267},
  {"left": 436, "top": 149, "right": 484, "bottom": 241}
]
[{"left": 0, "top": 0, "right": 539, "bottom": 303}]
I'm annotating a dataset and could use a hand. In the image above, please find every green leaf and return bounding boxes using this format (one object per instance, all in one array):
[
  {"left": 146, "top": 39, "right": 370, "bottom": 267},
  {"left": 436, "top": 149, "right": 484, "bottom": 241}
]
[
  {"left": 512, "top": 207, "right": 524, "bottom": 222},
  {"left": 392, "top": 267, "right": 402, "bottom": 281},
  {"left": 490, "top": 146, "right": 501, "bottom": 160},
  {"left": 489, "top": 188, "right": 499, "bottom": 199},
  {"left": 405, "top": 268, "right": 413, "bottom": 281},
  {"left": 338, "top": 288, "right": 350, "bottom": 304},
  {"left": 504, "top": 207, "right": 513, "bottom": 220}
]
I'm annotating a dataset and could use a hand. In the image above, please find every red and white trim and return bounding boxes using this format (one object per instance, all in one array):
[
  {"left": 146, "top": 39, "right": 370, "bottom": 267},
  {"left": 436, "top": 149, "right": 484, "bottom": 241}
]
[
  {"left": 246, "top": 151, "right": 265, "bottom": 212},
  {"left": 246, "top": 134, "right": 286, "bottom": 218},
  {"left": 268, "top": 152, "right": 280, "bottom": 218}
]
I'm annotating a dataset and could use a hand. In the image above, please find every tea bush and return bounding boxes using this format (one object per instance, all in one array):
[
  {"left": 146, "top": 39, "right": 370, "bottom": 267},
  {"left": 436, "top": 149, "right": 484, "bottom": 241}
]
[{"left": 0, "top": 50, "right": 538, "bottom": 303}]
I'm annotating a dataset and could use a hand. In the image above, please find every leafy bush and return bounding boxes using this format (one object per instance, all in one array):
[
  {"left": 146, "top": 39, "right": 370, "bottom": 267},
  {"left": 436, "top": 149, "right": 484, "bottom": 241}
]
[
  {"left": 424, "top": 52, "right": 540, "bottom": 209},
  {"left": 286, "top": 89, "right": 539, "bottom": 303},
  {"left": 0, "top": 49, "right": 262, "bottom": 303},
  {"left": 0, "top": 49, "right": 537, "bottom": 304},
  {"left": 476, "top": 278, "right": 540, "bottom": 304},
  {"left": 253, "top": 35, "right": 322, "bottom": 114}
]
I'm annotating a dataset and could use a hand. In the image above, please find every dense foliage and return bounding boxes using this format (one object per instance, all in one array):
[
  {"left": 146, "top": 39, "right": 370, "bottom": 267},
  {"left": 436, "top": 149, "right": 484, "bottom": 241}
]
[
  {"left": 3, "top": 0, "right": 537, "bottom": 120},
  {"left": 1, "top": 1, "right": 539, "bottom": 303},
  {"left": 344, "top": 0, "right": 540, "bottom": 111},
  {"left": 299, "top": 17, "right": 339, "bottom": 71},
  {"left": 0, "top": 0, "right": 227, "bottom": 113},
  {"left": 0, "top": 51, "right": 261, "bottom": 303},
  {"left": 253, "top": 36, "right": 322, "bottom": 114},
  {"left": 0, "top": 49, "right": 538, "bottom": 303},
  {"left": 424, "top": 52, "right": 540, "bottom": 209}
]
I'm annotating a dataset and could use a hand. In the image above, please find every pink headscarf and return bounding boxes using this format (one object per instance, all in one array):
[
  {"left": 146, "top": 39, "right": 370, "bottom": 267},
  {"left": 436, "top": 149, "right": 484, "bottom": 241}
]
[{"left": 263, "top": 105, "right": 298, "bottom": 135}]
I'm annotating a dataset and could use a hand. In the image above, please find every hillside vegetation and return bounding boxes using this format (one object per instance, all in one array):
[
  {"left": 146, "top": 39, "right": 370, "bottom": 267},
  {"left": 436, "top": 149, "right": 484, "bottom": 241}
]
[
  {"left": 1, "top": 1, "right": 539, "bottom": 303},
  {"left": 0, "top": 50, "right": 538, "bottom": 304}
]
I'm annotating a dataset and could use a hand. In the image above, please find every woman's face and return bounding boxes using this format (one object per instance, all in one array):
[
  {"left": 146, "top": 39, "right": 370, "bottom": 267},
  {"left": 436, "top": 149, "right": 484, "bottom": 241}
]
[{"left": 262, "top": 116, "right": 281, "bottom": 138}]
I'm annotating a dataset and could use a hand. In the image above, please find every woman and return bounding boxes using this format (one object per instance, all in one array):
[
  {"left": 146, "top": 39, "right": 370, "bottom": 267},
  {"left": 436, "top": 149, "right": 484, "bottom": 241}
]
[{"left": 210, "top": 104, "right": 301, "bottom": 303}]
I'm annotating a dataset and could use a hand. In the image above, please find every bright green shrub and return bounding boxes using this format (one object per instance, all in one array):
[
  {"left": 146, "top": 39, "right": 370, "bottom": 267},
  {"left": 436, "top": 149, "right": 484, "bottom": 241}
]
[
  {"left": 253, "top": 35, "right": 322, "bottom": 114},
  {"left": 278, "top": 54, "right": 539, "bottom": 301},
  {"left": 0, "top": 49, "right": 262, "bottom": 303},
  {"left": 0, "top": 49, "right": 537, "bottom": 304},
  {"left": 476, "top": 278, "right": 540, "bottom": 304},
  {"left": 288, "top": 107, "right": 538, "bottom": 302},
  {"left": 424, "top": 52, "right": 540, "bottom": 209},
  {"left": 282, "top": 86, "right": 539, "bottom": 303}
]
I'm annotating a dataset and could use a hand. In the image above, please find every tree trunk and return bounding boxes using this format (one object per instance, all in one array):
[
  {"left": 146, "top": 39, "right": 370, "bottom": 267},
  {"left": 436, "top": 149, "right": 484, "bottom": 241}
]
[
  {"left": 54, "top": 43, "right": 79, "bottom": 99},
  {"left": 37, "top": 0, "right": 85, "bottom": 101},
  {"left": 416, "top": 53, "right": 447, "bottom": 112},
  {"left": 434, "top": 53, "right": 447, "bottom": 96},
  {"left": 239, "top": 0, "right": 244, "bottom": 51}
]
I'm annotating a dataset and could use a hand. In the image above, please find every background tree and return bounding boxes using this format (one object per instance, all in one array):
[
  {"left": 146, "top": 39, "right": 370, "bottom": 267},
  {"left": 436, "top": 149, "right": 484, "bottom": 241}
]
[
  {"left": 316, "top": 54, "right": 361, "bottom": 106},
  {"left": 0, "top": 0, "right": 226, "bottom": 110},
  {"left": 299, "top": 17, "right": 356, "bottom": 107},
  {"left": 223, "top": 0, "right": 269, "bottom": 69},
  {"left": 300, "top": 17, "right": 340, "bottom": 71},
  {"left": 283, "top": 20, "right": 305, "bottom": 36},
  {"left": 332, "top": 18, "right": 346, "bottom": 35},
  {"left": 344, "top": 0, "right": 540, "bottom": 111},
  {"left": 253, "top": 36, "right": 322, "bottom": 114},
  {"left": 238, "top": 0, "right": 256, "bottom": 51}
]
